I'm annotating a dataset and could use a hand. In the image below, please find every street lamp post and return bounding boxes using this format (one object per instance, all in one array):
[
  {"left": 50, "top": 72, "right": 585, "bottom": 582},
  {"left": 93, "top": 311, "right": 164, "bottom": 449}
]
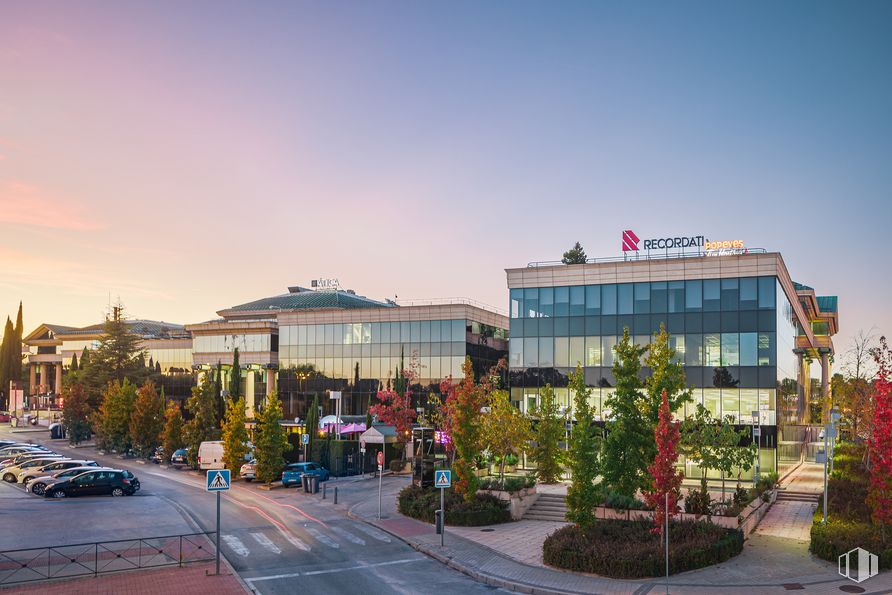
[{"left": 821, "top": 407, "right": 840, "bottom": 524}]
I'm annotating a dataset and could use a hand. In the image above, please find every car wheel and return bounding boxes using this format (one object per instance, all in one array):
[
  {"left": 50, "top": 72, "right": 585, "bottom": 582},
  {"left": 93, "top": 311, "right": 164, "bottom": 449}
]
[
  {"left": 3, "top": 472, "right": 15, "bottom": 482},
  {"left": 52, "top": 490, "right": 66, "bottom": 498},
  {"left": 111, "top": 487, "right": 124, "bottom": 497},
  {"left": 31, "top": 482, "right": 45, "bottom": 495}
]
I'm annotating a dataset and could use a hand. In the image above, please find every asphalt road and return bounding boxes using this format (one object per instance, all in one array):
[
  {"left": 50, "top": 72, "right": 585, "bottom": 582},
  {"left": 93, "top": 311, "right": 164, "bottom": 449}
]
[{"left": 0, "top": 428, "right": 503, "bottom": 594}]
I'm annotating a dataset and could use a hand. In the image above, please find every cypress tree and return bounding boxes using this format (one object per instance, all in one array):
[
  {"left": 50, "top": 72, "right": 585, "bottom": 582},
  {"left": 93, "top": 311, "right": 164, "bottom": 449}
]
[
  {"left": 0, "top": 318, "right": 10, "bottom": 406},
  {"left": 214, "top": 360, "right": 224, "bottom": 426},
  {"left": 70, "top": 352, "right": 79, "bottom": 372},
  {"left": 13, "top": 302, "right": 22, "bottom": 382},
  {"left": 230, "top": 348, "right": 242, "bottom": 400},
  {"left": 254, "top": 391, "right": 289, "bottom": 485},
  {"left": 306, "top": 394, "right": 320, "bottom": 458}
]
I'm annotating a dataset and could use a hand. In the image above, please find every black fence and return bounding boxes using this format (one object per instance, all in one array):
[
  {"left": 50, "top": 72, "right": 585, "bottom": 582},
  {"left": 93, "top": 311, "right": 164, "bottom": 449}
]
[{"left": 0, "top": 532, "right": 216, "bottom": 586}]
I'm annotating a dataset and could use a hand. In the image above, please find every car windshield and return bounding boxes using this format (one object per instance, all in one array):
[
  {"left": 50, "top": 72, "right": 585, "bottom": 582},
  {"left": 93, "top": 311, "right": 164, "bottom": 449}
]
[{"left": 285, "top": 464, "right": 303, "bottom": 471}]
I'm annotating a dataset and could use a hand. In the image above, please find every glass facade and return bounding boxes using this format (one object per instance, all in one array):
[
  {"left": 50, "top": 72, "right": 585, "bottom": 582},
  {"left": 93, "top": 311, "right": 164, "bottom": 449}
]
[
  {"left": 276, "top": 319, "right": 506, "bottom": 420},
  {"left": 509, "top": 276, "right": 797, "bottom": 479}
]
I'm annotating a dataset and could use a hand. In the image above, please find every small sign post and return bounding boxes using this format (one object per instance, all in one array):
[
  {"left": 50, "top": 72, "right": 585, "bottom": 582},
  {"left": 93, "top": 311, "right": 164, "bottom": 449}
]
[
  {"left": 206, "top": 469, "right": 230, "bottom": 575},
  {"left": 434, "top": 470, "right": 451, "bottom": 546},
  {"left": 301, "top": 432, "right": 309, "bottom": 462},
  {"left": 377, "top": 450, "right": 385, "bottom": 519}
]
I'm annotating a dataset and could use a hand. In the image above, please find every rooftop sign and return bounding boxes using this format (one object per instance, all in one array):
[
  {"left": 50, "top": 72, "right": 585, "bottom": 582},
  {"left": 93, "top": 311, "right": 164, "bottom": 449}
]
[
  {"left": 311, "top": 278, "right": 340, "bottom": 290},
  {"left": 622, "top": 230, "right": 747, "bottom": 257}
]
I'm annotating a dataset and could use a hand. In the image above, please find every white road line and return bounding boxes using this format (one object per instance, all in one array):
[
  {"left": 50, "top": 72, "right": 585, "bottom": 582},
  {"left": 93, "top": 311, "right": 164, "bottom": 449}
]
[
  {"left": 304, "top": 525, "right": 339, "bottom": 549},
  {"left": 330, "top": 526, "right": 365, "bottom": 546},
  {"left": 222, "top": 534, "right": 250, "bottom": 557},
  {"left": 350, "top": 523, "right": 391, "bottom": 543},
  {"left": 251, "top": 532, "right": 282, "bottom": 555},
  {"left": 244, "top": 556, "right": 425, "bottom": 584},
  {"left": 283, "top": 533, "right": 311, "bottom": 552}
]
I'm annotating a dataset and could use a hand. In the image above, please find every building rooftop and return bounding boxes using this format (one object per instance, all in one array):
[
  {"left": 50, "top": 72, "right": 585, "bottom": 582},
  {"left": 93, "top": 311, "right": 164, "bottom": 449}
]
[{"left": 222, "top": 286, "right": 396, "bottom": 314}]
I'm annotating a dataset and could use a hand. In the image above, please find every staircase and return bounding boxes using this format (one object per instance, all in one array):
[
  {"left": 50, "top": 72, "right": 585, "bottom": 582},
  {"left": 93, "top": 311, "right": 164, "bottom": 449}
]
[
  {"left": 776, "top": 489, "right": 820, "bottom": 503},
  {"left": 523, "top": 492, "right": 568, "bottom": 522}
]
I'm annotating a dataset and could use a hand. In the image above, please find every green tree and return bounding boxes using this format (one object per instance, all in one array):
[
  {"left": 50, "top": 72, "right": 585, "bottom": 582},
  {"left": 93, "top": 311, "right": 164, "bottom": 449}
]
[
  {"left": 161, "top": 402, "right": 186, "bottom": 463},
  {"left": 602, "top": 328, "right": 650, "bottom": 497},
  {"left": 70, "top": 352, "right": 79, "bottom": 372},
  {"left": 94, "top": 380, "right": 137, "bottom": 453},
  {"left": 566, "top": 365, "right": 601, "bottom": 528},
  {"left": 680, "top": 404, "right": 750, "bottom": 502},
  {"left": 185, "top": 377, "right": 221, "bottom": 468},
  {"left": 480, "top": 388, "right": 532, "bottom": 482},
  {"left": 214, "top": 360, "right": 224, "bottom": 427},
  {"left": 446, "top": 357, "right": 489, "bottom": 501},
  {"left": 12, "top": 302, "right": 22, "bottom": 385},
  {"left": 561, "top": 242, "right": 587, "bottom": 264},
  {"left": 254, "top": 391, "right": 289, "bottom": 485},
  {"left": 0, "top": 317, "right": 11, "bottom": 408},
  {"left": 62, "top": 383, "right": 92, "bottom": 445},
  {"left": 81, "top": 304, "right": 147, "bottom": 405},
  {"left": 532, "top": 384, "right": 565, "bottom": 484},
  {"left": 645, "top": 325, "right": 692, "bottom": 421},
  {"left": 229, "top": 348, "right": 242, "bottom": 400},
  {"left": 129, "top": 381, "right": 164, "bottom": 458},
  {"left": 305, "top": 394, "right": 320, "bottom": 457},
  {"left": 223, "top": 396, "right": 249, "bottom": 477}
]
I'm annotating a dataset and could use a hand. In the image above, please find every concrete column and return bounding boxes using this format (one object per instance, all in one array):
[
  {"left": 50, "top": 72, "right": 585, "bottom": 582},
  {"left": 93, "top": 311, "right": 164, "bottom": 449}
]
[
  {"left": 820, "top": 349, "right": 831, "bottom": 424},
  {"left": 266, "top": 369, "right": 277, "bottom": 396},
  {"left": 246, "top": 370, "right": 255, "bottom": 419},
  {"left": 39, "top": 364, "right": 48, "bottom": 394},
  {"left": 55, "top": 364, "right": 63, "bottom": 394},
  {"left": 29, "top": 364, "right": 36, "bottom": 396},
  {"left": 794, "top": 350, "right": 806, "bottom": 424}
]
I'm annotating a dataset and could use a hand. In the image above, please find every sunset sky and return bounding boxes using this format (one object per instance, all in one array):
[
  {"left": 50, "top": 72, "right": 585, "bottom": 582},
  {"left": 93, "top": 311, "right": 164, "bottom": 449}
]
[{"left": 1, "top": 1, "right": 890, "bottom": 356}]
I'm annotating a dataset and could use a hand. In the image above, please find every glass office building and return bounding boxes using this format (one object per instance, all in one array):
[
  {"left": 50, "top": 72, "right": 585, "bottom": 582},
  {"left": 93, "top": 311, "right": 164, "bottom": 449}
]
[{"left": 506, "top": 251, "right": 838, "bottom": 479}]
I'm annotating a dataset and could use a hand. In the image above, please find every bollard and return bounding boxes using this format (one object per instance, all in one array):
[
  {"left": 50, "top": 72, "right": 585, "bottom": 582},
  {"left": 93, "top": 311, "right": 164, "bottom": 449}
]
[
  {"left": 334, "top": 486, "right": 338, "bottom": 505},
  {"left": 322, "top": 483, "right": 327, "bottom": 499}
]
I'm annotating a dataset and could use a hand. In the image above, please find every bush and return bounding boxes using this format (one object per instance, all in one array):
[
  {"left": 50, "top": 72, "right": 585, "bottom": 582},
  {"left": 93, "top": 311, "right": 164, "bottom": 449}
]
[
  {"left": 543, "top": 519, "right": 743, "bottom": 578},
  {"left": 604, "top": 490, "right": 649, "bottom": 510},
  {"left": 755, "top": 471, "right": 779, "bottom": 495},
  {"left": 826, "top": 477, "right": 871, "bottom": 521},
  {"left": 389, "top": 459, "right": 405, "bottom": 472},
  {"left": 811, "top": 519, "right": 892, "bottom": 570},
  {"left": 684, "top": 484, "right": 713, "bottom": 515},
  {"left": 504, "top": 453, "right": 519, "bottom": 466},
  {"left": 478, "top": 474, "right": 535, "bottom": 493},
  {"left": 398, "top": 485, "right": 511, "bottom": 526}
]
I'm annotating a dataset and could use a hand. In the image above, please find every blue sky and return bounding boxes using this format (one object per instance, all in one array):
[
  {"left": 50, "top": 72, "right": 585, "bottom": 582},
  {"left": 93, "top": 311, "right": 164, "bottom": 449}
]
[{"left": 1, "top": 1, "right": 889, "bottom": 356}]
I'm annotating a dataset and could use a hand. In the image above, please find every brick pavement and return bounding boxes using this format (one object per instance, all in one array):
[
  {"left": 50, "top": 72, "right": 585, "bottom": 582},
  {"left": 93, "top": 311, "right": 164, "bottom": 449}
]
[{"left": 0, "top": 562, "right": 248, "bottom": 594}]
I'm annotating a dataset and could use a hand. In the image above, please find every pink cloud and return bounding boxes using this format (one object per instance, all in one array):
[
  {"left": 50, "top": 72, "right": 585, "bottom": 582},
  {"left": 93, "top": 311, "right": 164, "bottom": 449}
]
[{"left": 0, "top": 180, "right": 102, "bottom": 230}]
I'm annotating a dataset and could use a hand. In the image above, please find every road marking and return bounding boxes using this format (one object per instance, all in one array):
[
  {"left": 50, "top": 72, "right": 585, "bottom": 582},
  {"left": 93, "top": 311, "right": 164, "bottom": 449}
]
[
  {"left": 304, "top": 525, "right": 339, "bottom": 549},
  {"left": 330, "top": 526, "right": 365, "bottom": 546},
  {"left": 283, "top": 533, "right": 311, "bottom": 552},
  {"left": 244, "top": 556, "right": 424, "bottom": 584},
  {"left": 251, "top": 532, "right": 282, "bottom": 555},
  {"left": 222, "top": 534, "right": 249, "bottom": 557},
  {"left": 350, "top": 523, "right": 391, "bottom": 543}
]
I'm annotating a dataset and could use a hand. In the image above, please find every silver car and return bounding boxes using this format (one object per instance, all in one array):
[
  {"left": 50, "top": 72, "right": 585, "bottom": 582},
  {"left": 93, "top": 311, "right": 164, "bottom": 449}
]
[
  {"left": 28, "top": 466, "right": 116, "bottom": 496},
  {"left": 19, "top": 460, "right": 97, "bottom": 486},
  {"left": 0, "top": 452, "right": 61, "bottom": 473},
  {"left": 3, "top": 457, "right": 68, "bottom": 483}
]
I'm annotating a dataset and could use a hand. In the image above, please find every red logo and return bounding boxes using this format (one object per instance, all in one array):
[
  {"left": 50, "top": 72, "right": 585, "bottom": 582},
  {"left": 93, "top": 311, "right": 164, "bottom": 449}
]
[{"left": 622, "top": 230, "right": 639, "bottom": 251}]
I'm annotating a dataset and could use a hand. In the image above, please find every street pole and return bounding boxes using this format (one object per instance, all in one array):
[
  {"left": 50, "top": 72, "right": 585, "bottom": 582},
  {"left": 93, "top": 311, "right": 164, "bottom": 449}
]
[
  {"left": 215, "top": 491, "right": 221, "bottom": 575},
  {"left": 441, "top": 485, "right": 445, "bottom": 547},
  {"left": 378, "top": 449, "right": 384, "bottom": 520},
  {"left": 665, "top": 491, "right": 669, "bottom": 594},
  {"left": 822, "top": 430, "right": 828, "bottom": 524}
]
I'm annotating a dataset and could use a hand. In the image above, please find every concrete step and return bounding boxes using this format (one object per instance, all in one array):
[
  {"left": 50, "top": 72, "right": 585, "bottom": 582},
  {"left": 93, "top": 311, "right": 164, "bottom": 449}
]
[
  {"left": 528, "top": 502, "right": 567, "bottom": 510},
  {"left": 524, "top": 513, "right": 567, "bottom": 522}
]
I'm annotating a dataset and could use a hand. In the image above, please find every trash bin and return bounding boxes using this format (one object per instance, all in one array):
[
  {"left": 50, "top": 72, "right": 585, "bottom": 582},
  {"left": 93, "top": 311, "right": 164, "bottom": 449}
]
[
  {"left": 302, "top": 475, "right": 310, "bottom": 493},
  {"left": 307, "top": 474, "right": 319, "bottom": 494}
]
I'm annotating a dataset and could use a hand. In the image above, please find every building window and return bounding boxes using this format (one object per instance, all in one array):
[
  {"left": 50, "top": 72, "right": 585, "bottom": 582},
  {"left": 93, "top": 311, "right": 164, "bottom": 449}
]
[
  {"left": 685, "top": 280, "right": 702, "bottom": 312},
  {"left": 703, "top": 280, "right": 721, "bottom": 312},
  {"left": 758, "top": 277, "right": 776, "bottom": 309},
  {"left": 704, "top": 334, "right": 721, "bottom": 367},
  {"left": 585, "top": 286, "right": 601, "bottom": 315},
  {"left": 602, "top": 284, "right": 617, "bottom": 315},
  {"left": 569, "top": 286, "right": 585, "bottom": 316},
  {"left": 618, "top": 284, "right": 633, "bottom": 315},
  {"left": 634, "top": 282, "right": 650, "bottom": 314}
]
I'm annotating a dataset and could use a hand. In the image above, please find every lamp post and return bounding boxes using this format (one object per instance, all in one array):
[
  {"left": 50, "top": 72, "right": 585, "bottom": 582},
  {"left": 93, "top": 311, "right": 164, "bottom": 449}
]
[{"left": 821, "top": 407, "right": 840, "bottom": 524}]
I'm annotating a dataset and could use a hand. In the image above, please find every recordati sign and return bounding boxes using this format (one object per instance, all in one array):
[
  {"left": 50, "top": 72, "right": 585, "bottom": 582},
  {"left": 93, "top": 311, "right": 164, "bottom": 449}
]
[{"left": 622, "top": 230, "right": 747, "bottom": 256}]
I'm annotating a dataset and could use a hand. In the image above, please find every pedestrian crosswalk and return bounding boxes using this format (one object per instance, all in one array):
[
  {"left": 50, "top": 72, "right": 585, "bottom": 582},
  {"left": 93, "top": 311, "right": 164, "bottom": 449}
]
[{"left": 222, "top": 521, "right": 379, "bottom": 558}]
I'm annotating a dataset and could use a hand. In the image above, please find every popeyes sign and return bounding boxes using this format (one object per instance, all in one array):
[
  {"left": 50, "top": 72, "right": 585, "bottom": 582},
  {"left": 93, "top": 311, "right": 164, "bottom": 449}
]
[{"left": 622, "top": 230, "right": 747, "bottom": 256}]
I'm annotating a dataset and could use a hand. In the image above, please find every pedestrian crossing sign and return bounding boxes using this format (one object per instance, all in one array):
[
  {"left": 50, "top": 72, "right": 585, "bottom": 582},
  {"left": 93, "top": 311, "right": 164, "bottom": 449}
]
[
  {"left": 207, "top": 469, "right": 231, "bottom": 492},
  {"left": 434, "top": 470, "right": 451, "bottom": 489}
]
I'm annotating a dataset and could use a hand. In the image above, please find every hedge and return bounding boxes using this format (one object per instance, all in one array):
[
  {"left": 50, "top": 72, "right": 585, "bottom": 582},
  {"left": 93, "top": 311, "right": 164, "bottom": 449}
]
[
  {"left": 398, "top": 485, "right": 511, "bottom": 526},
  {"left": 811, "top": 519, "right": 892, "bottom": 570},
  {"left": 543, "top": 519, "right": 743, "bottom": 578}
]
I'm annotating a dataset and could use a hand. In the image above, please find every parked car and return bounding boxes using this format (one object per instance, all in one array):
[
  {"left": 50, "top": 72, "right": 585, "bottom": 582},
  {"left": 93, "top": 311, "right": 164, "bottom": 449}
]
[
  {"left": 239, "top": 460, "right": 255, "bottom": 482},
  {"left": 0, "top": 446, "right": 48, "bottom": 460},
  {"left": 122, "top": 469, "right": 140, "bottom": 491},
  {"left": 281, "top": 462, "right": 330, "bottom": 487},
  {"left": 28, "top": 466, "right": 114, "bottom": 496},
  {"left": 3, "top": 457, "right": 68, "bottom": 483},
  {"left": 198, "top": 441, "right": 224, "bottom": 471},
  {"left": 0, "top": 451, "right": 60, "bottom": 470},
  {"left": 44, "top": 470, "right": 136, "bottom": 498},
  {"left": 19, "top": 460, "right": 98, "bottom": 485},
  {"left": 170, "top": 448, "right": 189, "bottom": 466},
  {"left": 0, "top": 412, "right": 11, "bottom": 423},
  {"left": 151, "top": 447, "right": 164, "bottom": 464}
]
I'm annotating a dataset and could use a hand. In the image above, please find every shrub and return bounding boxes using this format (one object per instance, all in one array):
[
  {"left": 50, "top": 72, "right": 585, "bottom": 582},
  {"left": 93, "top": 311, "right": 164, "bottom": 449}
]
[
  {"left": 604, "top": 490, "right": 649, "bottom": 510},
  {"left": 543, "top": 519, "right": 743, "bottom": 578},
  {"left": 398, "top": 485, "right": 510, "bottom": 526},
  {"left": 504, "top": 453, "right": 519, "bottom": 466},
  {"left": 474, "top": 454, "right": 489, "bottom": 470},
  {"left": 755, "top": 471, "right": 779, "bottom": 495},
  {"left": 389, "top": 459, "right": 404, "bottom": 472},
  {"left": 825, "top": 476, "right": 871, "bottom": 521},
  {"left": 684, "top": 484, "right": 713, "bottom": 515},
  {"left": 478, "top": 474, "right": 535, "bottom": 493},
  {"left": 811, "top": 519, "right": 892, "bottom": 570}
]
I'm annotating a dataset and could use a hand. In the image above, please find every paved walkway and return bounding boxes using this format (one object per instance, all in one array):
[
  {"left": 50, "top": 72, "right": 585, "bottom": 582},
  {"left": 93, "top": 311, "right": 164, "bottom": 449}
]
[
  {"left": 344, "top": 468, "right": 891, "bottom": 594},
  {"left": 0, "top": 562, "right": 248, "bottom": 594}
]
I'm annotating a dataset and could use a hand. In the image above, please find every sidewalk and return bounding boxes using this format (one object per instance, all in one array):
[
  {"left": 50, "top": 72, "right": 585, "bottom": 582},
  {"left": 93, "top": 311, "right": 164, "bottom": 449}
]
[
  {"left": 0, "top": 562, "right": 248, "bottom": 594},
  {"left": 345, "top": 473, "right": 891, "bottom": 594}
]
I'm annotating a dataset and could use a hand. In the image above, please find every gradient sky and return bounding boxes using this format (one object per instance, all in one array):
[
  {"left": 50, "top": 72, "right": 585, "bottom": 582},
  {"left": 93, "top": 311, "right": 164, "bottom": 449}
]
[{"left": 1, "top": 1, "right": 890, "bottom": 357}]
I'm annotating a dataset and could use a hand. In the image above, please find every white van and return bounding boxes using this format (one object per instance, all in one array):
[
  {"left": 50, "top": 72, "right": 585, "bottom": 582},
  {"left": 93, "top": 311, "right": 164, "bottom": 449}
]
[{"left": 198, "top": 441, "right": 225, "bottom": 471}]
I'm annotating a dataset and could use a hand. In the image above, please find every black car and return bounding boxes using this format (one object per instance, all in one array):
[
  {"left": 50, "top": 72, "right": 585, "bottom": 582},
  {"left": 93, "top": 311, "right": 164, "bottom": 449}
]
[
  {"left": 44, "top": 470, "right": 137, "bottom": 498},
  {"left": 122, "top": 469, "right": 140, "bottom": 491}
]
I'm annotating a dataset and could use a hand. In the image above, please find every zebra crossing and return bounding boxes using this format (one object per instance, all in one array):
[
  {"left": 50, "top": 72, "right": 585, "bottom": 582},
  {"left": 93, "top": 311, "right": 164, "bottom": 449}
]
[{"left": 222, "top": 520, "right": 389, "bottom": 558}]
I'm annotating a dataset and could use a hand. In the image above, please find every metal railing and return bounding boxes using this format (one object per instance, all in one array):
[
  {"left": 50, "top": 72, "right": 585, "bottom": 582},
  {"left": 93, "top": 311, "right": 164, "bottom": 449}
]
[
  {"left": 526, "top": 248, "right": 769, "bottom": 268},
  {"left": 0, "top": 532, "right": 216, "bottom": 586}
]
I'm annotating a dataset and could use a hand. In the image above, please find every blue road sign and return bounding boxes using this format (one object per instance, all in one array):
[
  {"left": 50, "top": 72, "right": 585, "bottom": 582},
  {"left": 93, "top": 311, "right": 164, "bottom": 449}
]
[
  {"left": 207, "top": 469, "right": 231, "bottom": 492},
  {"left": 301, "top": 433, "right": 310, "bottom": 445},
  {"left": 434, "top": 470, "right": 451, "bottom": 489}
]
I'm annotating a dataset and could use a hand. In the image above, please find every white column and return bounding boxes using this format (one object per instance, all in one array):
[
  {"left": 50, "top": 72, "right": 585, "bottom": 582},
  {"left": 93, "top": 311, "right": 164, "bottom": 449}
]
[
  {"left": 246, "top": 370, "right": 256, "bottom": 418},
  {"left": 55, "top": 364, "right": 63, "bottom": 394}
]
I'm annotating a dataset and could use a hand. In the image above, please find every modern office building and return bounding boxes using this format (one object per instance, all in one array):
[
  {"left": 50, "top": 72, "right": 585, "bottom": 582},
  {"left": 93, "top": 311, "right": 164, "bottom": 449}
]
[
  {"left": 188, "top": 285, "right": 509, "bottom": 419},
  {"left": 506, "top": 237, "right": 838, "bottom": 479},
  {"left": 22, "top": 319, "right": 194, "bottom": 406}
]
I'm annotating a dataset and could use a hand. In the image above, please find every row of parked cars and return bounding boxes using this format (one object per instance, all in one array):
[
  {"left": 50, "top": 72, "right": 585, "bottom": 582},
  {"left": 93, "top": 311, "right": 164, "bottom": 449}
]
[{"left": 0, "top": 440, "right": 139, "bottom": 498}]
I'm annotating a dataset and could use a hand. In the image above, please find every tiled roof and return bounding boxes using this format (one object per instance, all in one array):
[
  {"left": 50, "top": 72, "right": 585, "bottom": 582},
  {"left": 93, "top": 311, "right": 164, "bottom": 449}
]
[{"left": 227, "top": 289, "right": 394, "bottom": 312}]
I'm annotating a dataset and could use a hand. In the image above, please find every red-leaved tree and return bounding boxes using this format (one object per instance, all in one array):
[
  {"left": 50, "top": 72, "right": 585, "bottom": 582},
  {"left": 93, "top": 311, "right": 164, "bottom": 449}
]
[
  {"left": 644, "top": 389, "right": 684, "bottom": 534},
  {"left": 370, "top": 366, "right": 417, "bottom": 461},
  {"left": 868, "top": 336, "right": 892, "bottom": 542}
]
